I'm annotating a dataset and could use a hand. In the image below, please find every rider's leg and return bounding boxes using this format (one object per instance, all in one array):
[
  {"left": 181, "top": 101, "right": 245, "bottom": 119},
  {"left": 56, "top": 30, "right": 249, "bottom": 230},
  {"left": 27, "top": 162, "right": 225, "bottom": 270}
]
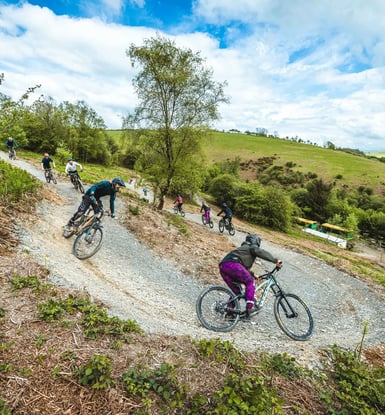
[{"left": 67, "top": 196, "right": 90, "bottom": 226}]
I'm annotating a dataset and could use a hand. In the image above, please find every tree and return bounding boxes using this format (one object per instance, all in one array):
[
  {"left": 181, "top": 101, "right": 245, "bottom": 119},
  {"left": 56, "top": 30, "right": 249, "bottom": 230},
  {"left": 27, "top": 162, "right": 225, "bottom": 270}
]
[{"left": 124, "top": 34, "right": 228, "bottom": 209}]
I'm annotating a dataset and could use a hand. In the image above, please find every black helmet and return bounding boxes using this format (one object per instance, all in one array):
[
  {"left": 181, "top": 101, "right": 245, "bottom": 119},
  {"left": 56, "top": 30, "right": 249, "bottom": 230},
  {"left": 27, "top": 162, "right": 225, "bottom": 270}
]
[
  {"left": 112, "top": 177, "right": 126, "bottom": 187},
  {"left": 245, "top": 233, "right": 261, "bottom": 247}
]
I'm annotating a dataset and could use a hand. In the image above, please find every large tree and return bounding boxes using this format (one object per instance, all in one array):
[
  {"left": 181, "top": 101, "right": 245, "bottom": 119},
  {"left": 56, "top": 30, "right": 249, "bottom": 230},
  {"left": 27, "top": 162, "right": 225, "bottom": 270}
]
[{"left": 124, "top": 35, "right": 228, "bottom": 209}]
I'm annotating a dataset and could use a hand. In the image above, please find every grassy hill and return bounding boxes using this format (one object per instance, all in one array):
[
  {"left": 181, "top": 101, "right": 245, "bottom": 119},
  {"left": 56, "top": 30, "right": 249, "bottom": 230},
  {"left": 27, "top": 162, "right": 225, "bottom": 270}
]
[
  {"left": 203, "top": 131, "right": 385, "bottom": 192},
  {"left": 108, "top": 129, "right": 385, "bottom": 193}
]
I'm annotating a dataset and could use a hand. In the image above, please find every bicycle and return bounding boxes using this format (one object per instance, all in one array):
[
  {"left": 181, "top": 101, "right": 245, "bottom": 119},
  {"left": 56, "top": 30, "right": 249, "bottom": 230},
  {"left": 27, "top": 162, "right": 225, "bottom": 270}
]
[
  {"left": 69, "top": 171, "right": 85, "bottom": 193},
  {"left": 218, "top": 216, "right": 235, "bottom": 235},
  {"left": 201, "top": 213, "right": 214, "bottom": 228},
  {"left": 8, "top": 147, "right": 16, "bottom": 160},
  {"left": 173, "top": 204, "right": 185, "bottom": 217},
  {"left": 44, "top": 168, "right": 57, "bottom": 184},
  {"left": 72, "top": 209, "right": 106, "bottom": 260},
  {"left": 195, "top": 265, "right": 314, "bottom": 341}
]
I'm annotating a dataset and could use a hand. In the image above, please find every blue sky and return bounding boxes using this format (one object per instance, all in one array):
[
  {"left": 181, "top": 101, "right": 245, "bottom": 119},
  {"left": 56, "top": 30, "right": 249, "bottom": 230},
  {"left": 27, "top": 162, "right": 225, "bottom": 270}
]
[{"left": 1, "top": 0, "right": 385, "bottom": 151}]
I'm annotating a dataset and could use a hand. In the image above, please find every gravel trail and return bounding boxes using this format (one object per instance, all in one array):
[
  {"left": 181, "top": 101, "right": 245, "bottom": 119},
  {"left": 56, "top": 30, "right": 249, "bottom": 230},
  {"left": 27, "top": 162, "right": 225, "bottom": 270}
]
[{"left": 4, "top": 152, "right": 385, "bottom": 367}]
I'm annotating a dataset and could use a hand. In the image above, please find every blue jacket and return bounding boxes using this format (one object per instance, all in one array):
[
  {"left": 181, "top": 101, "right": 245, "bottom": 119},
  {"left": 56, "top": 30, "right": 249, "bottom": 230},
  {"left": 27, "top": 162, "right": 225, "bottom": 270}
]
[
  {"left": 5, "top": 139, "right": 18, "bottom": 148},
  {"left": 86, "top": 181, "right": 118, "bottom": 215}
]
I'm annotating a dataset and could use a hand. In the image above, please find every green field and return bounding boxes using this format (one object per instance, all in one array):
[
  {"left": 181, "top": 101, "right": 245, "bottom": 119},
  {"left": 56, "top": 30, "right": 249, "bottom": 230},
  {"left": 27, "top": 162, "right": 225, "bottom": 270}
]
[{"left": 203, "top": 131, "right": 385, "bottom": 191}]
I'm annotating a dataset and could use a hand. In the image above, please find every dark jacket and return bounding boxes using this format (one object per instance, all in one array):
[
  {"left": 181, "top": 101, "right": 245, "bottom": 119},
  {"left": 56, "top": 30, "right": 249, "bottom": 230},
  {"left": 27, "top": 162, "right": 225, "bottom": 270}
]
[
  {"left": 86, "top": 181, "right": 118, "bottom": 215},
  {"left": 220, "top": 243, "right": 278, "bottom": 270},
  {"left": 217, "top": 206, "right": 232, "bottom": 218}
]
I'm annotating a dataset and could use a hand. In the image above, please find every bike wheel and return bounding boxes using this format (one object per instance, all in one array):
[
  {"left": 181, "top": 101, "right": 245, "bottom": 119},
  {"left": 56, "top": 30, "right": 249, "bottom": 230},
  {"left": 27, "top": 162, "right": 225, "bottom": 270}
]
[
  {"left": 209, "top": 219, "right": 214, "bottom": 229},
  {"left": 201, "top": 214, "right": 206, "bottom": 225},
  {"left": 218, "top": 219, "right": 224, "bottom": 233},
  {"left": 180, "top": 209, "right": 185, "bottom": 217},
  {"left": 52, "top": 174, "right": 57, "bottom": 184},
  {"left": 228, "top": 222, "right": 235, "bottom": 236},
  {"left": 73, "top": 226, "right": 103, "bottom": 260},
  {"left": 274, "top": 293, "right": 313, "bottom": 341},
  {"left": 196, "top": 285, "right": 240, "bottom": 332},
  {"left": 78, "top": 180, "right": 85, "bottom": 193}
]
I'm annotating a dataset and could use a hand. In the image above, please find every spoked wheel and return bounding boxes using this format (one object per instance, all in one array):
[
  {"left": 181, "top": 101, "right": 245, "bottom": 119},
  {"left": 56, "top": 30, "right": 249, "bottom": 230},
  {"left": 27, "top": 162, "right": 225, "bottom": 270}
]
[
  {"left": 73, "top": 226, "right": 103, "bottom": 260},
  {"left": 201, "top": 214, "right": 206, "bottom": 225},
  {"left": 196, "top": 285, "right": 240, "bottom": 332},
  {"left": 52, "top": 174, "right": 57, "bottom": 184},
  {"left": 180, "top": 210, "right": 185, "bottom": 217},
  {"left": 209, "top": 219, "right": 214, "bottom": 229},
  {"left": 274, "top": 293, "right": 314, "bottom": 341},
  {"left": 218, "top": 219, "right": 224, "bottom": 233},
  {"left": 228, "top": 222, "right": 235, "bottom": 236}
]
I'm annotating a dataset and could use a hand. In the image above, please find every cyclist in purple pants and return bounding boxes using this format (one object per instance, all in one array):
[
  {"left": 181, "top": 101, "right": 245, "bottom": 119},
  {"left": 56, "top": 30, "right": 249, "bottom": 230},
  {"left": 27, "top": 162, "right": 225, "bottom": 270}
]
[
  {"left": 200, "top": 201, "right": 211, "bottom": 223},
  {"left": 219, "top": 234, "right": 282, "bottom": 319}
]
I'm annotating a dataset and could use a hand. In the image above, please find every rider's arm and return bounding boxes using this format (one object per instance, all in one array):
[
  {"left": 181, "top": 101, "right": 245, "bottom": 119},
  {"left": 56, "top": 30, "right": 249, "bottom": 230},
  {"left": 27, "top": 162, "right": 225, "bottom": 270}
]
[{"left": 77, "top": 162, "right": 83, "bottom": 171}]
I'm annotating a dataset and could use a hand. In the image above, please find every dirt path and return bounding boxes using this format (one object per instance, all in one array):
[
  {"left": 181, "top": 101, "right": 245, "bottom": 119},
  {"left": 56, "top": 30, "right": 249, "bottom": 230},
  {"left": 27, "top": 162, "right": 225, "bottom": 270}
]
[{"left": 3, "top": 152, "right": 385, "bottom": 367}]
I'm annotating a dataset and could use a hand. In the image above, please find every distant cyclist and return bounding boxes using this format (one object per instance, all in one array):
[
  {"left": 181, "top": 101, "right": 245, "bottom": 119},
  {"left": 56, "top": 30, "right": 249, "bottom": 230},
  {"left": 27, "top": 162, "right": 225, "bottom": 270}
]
[
  {"left": 65, "top": 157, "right": 83, "bottom": 185},
  {"left": 217, "top": 202, "right": 233, "bottom": 224},
  {"left": 200, "top": 201, "right": 211, "bottom": 223},
  {"left": 66, "top": 177, "right": 126, "bottom": 229},
  {"left": 4, "top": 137, "right": 18, "bottom": 158},
  {"left": 41, "top": 153, "right": 56, "bottom": 179},
  {"left": 174, "top": 194, "right": 183, "bottom": 212}
]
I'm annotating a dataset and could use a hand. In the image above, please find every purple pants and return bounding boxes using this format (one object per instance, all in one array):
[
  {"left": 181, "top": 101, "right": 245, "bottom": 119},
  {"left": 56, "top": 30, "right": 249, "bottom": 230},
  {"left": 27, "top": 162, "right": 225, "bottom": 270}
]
[
  {"left": 219, "top": 262, "right": 255, "bottom": 309},
  {"left": 205, "top": 209, "right": 210, "bottom": 222}
]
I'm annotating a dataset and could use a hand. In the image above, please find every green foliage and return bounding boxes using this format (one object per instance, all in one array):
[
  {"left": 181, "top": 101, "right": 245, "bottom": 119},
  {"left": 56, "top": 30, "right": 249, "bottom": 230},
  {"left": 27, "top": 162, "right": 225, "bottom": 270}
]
[
  {"left": 0, "top": 160, "right": 39, "bottom": 204},
  {"left": 210, "top": 372, "right": 284, "bottom": 414},
  {"left": 323, "top": 345, "right": 385, "bottom": 414},
  {"left": 75, "top": 354, "right": 114, "bottom": 389},
  {"left": 37, "top": 294, "right": 142, "bottom": 339},
  {"left": 128, "top": 204, "right": 140, "bottom": 215},
  {"left": 194, "top": 338, "right": 246, "bottom": 371},
  {"left": 260, "top": 352, "right": 302, "bottom": 378},
  {"left": 125, "top": 34, "right": 228, "bottom": 207},
  {"left": 166, "top": 211, "right": 190, "bottom": 235},
  {"left": 122, "top": 362, "right": 187, "bottom": 410},
  {"left": 0, "top": 399, "right": 12, "bottom": 415},
  {"left": 0, "top": 308, "right": 5, "bottom": 318},
  {"left": 11, "top": 275, "right": 46, "bottom": 293}
]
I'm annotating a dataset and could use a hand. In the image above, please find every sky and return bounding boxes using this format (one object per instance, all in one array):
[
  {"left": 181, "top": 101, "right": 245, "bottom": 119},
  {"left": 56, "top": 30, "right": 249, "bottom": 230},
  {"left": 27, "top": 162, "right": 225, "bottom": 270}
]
[{"left": 1, "top": 0, "right": 385, "bottom": 151}]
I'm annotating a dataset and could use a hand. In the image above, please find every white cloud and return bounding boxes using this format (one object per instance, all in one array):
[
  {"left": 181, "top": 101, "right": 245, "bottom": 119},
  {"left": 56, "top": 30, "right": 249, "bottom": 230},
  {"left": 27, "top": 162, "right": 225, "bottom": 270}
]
[{"left": 0, "top": 1, "right": 385, "bottom": 150}]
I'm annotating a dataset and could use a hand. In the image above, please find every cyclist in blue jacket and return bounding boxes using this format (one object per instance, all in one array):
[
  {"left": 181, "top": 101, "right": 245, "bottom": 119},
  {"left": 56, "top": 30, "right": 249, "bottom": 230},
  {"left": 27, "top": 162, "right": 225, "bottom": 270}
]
[
  {"left": 66, "top": 177, "right": 126, "bottom": 228},
  {"left": 217, "top": 202, "right": 233, "bottom": 224}
]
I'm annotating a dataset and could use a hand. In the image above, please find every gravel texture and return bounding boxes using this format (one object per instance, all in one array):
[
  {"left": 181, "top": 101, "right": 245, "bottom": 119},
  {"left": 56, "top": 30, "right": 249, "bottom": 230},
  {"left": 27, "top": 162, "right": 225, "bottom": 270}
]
[{"left": 3, "top": 152, "right": 385, "bottom": 368}]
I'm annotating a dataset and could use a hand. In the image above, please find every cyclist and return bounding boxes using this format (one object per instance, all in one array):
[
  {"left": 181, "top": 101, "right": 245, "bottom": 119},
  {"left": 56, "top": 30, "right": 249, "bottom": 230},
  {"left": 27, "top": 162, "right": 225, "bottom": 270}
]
[
  {"left": 41, "top": 153, "right": 56, "bottom": 179},
  {"left": 217, "top": 202, "right": 233, "bottom": 225},
  {"left": 219, "top": 233, "right": 282, "bottom": 320},
  {"left": 200, "top": 201, "right": 211, "bottom": 223},
  {"left": 66, "top": 177, "right": 126, "bottom": 229},
  {"left": 4, "top": 137, "right": 18, "bottom": 157},
  {"left": 65, "top": 157, "right": 83, "bottom": 185},
  {"left": 174, "top": 194, "right": 183, "bottom": 212}
]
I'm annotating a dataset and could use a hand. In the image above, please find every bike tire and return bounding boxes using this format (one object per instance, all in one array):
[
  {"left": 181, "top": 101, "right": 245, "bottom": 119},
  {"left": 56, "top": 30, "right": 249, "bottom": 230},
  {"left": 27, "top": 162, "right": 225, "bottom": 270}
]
[
  {"left": 201, "top": 214, "right": 206, "bottom": 225},
  {"left": 273, "top": 293, "right": 314, "bottom": 341},
  {"left": 218, "top": 219, "right": 224, "bottom": 233},
  {"left": 78, "top": 180, "right": 85, "bottom": 193},
  {"left": 180, "top": 210, "right": 185, "bottom": 217},
  {"left": 228, "top": 222, "right": 235, "bottom": 235},
  {"left": 73, "top": 226, "right": 103, "bottom": 260},
  {"left": 196, "top": 285, "right": 240, "bottom": 332},
  {"left": 52, "top": 174, "right": 57, "bottom": 184},
  {"left": 209, "top": 220, "right": 214, "bottom": 229}
]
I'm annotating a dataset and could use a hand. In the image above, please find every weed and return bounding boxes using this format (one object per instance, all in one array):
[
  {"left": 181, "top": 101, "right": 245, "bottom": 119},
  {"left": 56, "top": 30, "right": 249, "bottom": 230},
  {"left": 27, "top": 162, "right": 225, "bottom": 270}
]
[{"left": 75, "top": 354, "right": 114, "bottom": 389}]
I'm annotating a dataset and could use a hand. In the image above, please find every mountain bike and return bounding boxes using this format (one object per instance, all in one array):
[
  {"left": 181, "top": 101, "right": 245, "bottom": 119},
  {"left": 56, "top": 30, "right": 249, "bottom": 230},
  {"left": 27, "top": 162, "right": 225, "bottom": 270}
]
[
  {"left": 8, "top": 147, "right": 16, "bottom": 160},
  {"left": 218, "top": 217, "right": 235, "bottom": 235},
  {"left": 72, "top": 209, "right": 106, "bottom": 260},
  {"left": 44, "top": 168, "right": 57, "bottom": 184},
  {"left": 173, "top": 204, "right": 185, "bottom": 217},
  {"left": 69, "top": 172, "right": 85, "bottom": 193},
  {"left": 196, "top": 265, "right": 314, "bottom": 341},
  {"left": 201, "top": 213, "right": 214, "bottom": 228}
]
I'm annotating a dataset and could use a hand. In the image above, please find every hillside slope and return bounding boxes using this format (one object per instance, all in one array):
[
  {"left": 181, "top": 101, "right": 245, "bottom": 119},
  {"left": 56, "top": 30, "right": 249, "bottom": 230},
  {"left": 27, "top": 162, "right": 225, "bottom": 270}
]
[{"left": 2, "top": 152, "right": 385, "bottom": 366}]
